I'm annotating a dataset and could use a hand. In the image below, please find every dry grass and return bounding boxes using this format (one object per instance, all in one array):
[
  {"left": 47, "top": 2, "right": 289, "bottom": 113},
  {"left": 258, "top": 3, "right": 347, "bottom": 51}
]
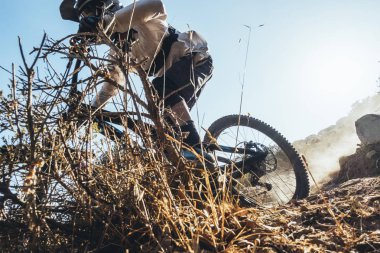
[{"left": 0, "top": 33, "right": 379, "bottom": 252}]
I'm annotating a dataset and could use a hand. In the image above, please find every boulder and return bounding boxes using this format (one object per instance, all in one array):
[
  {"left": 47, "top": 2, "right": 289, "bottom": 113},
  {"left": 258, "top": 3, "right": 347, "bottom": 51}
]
[
  {"left": 355, "top": 114, "right": 380, "bottom": 145},
  {"left": 335, "top": 144, "right": 380, "bottom": 184}
]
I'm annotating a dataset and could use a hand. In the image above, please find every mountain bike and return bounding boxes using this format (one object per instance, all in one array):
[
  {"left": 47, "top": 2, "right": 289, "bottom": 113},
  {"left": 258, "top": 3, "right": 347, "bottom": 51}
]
[
  {"left": 80, "top": 103, "right": 311, "bottom": 207},
  {"left": 61, "top": 37, "right": 311, "bottom": 207},
  {"left": 0, "top": 37, "right": 310, "bottom": 208}
]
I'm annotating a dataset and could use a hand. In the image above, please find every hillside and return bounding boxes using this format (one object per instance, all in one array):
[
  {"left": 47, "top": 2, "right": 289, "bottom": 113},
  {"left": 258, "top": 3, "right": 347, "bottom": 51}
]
[{"left": 293, "top": 93, "right": 380, "bottom": 185}]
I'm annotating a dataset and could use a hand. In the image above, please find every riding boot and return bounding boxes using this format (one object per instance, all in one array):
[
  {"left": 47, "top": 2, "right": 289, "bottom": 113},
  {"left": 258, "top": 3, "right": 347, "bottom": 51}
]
[
  {"left": 180, "top": 120, "right": 201, "bottom": 148},
  {"left": 180, "top": 121, "right": 215, "bottom": 168}
]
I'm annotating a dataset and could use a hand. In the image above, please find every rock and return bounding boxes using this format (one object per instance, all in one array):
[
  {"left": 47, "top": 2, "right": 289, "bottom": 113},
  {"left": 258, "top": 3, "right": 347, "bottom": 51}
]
[
  {"left": 355, "top": 114, "right": 380, "bottom": 145},
  {"left": 331, "top": 143, "right": 380, "bottom": 184}
]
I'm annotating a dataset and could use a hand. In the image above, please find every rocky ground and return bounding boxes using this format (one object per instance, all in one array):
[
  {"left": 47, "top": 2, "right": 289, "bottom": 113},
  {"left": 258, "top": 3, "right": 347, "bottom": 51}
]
[
  {"left": 256, "top": 142, "right": 380, "bottom": 253},
  {"left": 228, "top": 174, "right": 378, "bottom": 253},
  {"left": 276, "top": 102, "right": 380, "bottom": 252},
  {"left": 273, "top": 177, "right": 380, "bottom": 252}
]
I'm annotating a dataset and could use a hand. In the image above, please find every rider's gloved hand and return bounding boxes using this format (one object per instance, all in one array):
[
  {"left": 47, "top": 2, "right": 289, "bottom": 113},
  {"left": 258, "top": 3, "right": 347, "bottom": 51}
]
[
  {"left": 78, "top": 16, "right": 100, "bottom": 33},
  {"left": 77, "top": 16, "right": 101, "bottom": 42},
  {"left": 78, "top": 15, "right": 117, "bottom": 43}
]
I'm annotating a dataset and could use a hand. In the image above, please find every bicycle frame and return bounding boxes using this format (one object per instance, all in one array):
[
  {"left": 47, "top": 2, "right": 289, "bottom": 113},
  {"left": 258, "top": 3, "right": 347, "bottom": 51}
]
[{"left": 89, "top": 109, "right": 270, "bottom": 178}]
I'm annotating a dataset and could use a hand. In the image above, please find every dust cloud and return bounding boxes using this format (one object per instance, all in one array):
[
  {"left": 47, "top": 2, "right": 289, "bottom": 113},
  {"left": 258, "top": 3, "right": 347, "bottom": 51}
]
[{"left": 293, "top": 93, "right": 380, "bottom": 184}]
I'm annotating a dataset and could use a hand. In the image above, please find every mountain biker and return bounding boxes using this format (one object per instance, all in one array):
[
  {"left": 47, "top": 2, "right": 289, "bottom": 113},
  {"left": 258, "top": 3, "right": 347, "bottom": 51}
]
[{"left": 59, "top": 0, "right": 214, "bottom": 165}]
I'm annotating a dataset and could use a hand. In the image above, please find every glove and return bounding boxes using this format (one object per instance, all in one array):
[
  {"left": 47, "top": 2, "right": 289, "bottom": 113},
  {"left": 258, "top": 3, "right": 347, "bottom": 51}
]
[
  {"left": 78, "top": 16, "right": 100, "bottom": 33},
  {"left": 77, "top": 16, "right": 101, "bottom": 42}
]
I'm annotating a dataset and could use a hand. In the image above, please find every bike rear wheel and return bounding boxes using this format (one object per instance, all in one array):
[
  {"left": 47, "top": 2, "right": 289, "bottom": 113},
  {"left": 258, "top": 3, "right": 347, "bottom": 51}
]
[{"left": 204, "top": 115, "right": 310, "bottom": 207}]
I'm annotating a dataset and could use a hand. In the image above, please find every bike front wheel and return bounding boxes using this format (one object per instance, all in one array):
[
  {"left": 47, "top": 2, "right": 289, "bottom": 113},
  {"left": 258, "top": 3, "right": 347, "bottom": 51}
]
[{"left": 204, "top": 115, "right": 310, "bottom": 207}]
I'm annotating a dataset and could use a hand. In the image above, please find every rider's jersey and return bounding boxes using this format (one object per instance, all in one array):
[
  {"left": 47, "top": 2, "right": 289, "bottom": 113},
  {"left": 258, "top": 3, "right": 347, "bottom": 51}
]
[{"left": 108, "top": 0, "right": 210, "bottom": 77}]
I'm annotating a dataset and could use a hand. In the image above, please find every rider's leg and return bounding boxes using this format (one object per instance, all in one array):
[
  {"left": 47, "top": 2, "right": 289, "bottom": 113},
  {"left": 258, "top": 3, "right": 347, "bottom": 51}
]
[
  {"left": 170, "top": 99, "right": 202, "bottom": 148},
  {"left": 152, "top": 54, "right": 213, "bottom": 148},
  {"left": 152, "top": 54, "right": 214, "bottom": 167},
  {"left": 91, "top": 65, "right": 126, "bottom": 108}
]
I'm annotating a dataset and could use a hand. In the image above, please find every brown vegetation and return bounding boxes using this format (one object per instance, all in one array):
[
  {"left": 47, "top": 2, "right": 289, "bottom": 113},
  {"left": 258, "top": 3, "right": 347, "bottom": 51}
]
[{"left": 0, "top": 33, "right": 379, "bottom": 252}]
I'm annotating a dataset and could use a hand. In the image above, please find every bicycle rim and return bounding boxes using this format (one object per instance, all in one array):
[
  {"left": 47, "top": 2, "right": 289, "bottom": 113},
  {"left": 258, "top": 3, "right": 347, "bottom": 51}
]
[{"left": 204, "top": 115, "right": 310, "bottom": 207}]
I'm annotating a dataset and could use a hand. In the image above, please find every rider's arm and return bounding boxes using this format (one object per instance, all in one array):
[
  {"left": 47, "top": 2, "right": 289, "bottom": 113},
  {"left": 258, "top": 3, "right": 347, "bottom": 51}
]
[{"left": 109, "top": 0, "right": 166, "bottom": 33}]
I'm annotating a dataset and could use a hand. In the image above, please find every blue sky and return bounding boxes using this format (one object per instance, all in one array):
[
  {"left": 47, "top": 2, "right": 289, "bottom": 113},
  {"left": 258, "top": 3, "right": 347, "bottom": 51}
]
[{"left": 1, "top": 1, "right": 380, "bottom": 141}]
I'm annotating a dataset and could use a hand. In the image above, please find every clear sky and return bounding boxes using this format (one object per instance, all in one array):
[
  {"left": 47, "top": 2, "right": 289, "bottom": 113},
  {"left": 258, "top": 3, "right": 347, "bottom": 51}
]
[{"left": 1, "top": 0, "right": 380, "bottom": 142}]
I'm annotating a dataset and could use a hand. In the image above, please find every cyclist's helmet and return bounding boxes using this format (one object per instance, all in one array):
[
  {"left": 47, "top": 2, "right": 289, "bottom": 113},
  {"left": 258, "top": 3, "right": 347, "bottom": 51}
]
[{"left": 76, "top": 0, "right": 122, "bottom": 18}]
